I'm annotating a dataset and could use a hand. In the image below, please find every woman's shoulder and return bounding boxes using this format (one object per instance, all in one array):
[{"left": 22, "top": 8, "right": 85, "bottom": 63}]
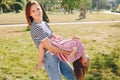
[{"left": 42, "top": 21, "right": 48, "bottom": 25}]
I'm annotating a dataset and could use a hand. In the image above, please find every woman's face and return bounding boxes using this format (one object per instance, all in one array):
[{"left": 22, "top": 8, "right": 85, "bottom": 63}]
[
  {"left": 81, "top": 54, "right": 89, "bottom": 67},
  {"left": 30, "top": 3, "right": 43, "bottom": 22}
]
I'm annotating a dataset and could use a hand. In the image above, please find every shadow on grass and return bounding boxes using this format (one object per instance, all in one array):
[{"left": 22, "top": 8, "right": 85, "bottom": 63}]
[
  {"left": 8, "top": 27, "right": 30, "bottom": 33},
  {"left": 75, "top": 17, "right": 86, "bottom": 21},
  {"left": 111, "top": 23, "right": 120, "bottom": 28}
]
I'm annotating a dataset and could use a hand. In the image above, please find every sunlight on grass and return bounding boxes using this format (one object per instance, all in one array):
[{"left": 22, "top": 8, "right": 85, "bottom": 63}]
[
  {"left": 0, "top": 23, "right": 120, "bottom": 80},
  {"left": 0, "top": 12, "right": 120, "bottom": 24}
]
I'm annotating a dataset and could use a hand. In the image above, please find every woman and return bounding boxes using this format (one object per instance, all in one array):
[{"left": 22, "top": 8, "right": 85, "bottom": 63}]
[{"left": 25, "top": 0, "right": 75, "bottom": 80}]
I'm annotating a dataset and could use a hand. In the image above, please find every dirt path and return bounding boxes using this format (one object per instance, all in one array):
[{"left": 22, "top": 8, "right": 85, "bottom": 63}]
[{"left": 0, "top": 20, "right": 120, "bottom": 27}]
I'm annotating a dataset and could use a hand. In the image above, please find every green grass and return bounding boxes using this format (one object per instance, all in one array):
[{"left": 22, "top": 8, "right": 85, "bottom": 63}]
[
  {"left": 0, "top": 11, "right": 120, "bottom": 24},
  {"left": 0, "top": 22, "right": 120, "bottom": 80}
]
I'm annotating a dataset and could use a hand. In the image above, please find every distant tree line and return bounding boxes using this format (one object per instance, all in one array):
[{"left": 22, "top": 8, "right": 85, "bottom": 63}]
[
  {"left": 0, "top": 0, "right": 120, "bottom": 13},
  {"left": 0, "top": 0, "right": 27, "bottom": 13}
]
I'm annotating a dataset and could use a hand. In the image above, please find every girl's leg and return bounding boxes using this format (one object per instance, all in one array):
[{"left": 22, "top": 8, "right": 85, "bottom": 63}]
[
  {"left": 36, "top": 45, "right": 45, "bottom": 70},
  {"left": 60, "top": 61, "right": 75, "bottom": 80},
  {"left": 44, "top": 52, "right": 61, "bottom": 80}
]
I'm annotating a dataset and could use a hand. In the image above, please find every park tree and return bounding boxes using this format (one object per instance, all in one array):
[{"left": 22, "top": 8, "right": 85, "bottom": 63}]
[
  {"left": 0, "top": 0, "right": 5, "bottom": 3},
  {"left": 78, "top": 0, "right": 92, "bottom": 20},
  {"left": 114, "top": 0, "right": 120, "bottom": 9},
  {"left": 118, "top": 4, "right": 120, "bottom": 11},
  {"left": 62, "top": 0, "right": 74, "bottom": 14},
  {"left": 0, "top": 2, "right": 9, "bottom": 13},
  {"left": 36, "top": 0, "right": 52, "bottom": 10},
  {"left": 114, "top": 0, "right": 120, "bottom": 5},
  {"left": 61, "top": 0, "right": 92, "bottom": 18},
  {"left": 39, "top": 0, "right": 63, "bottom": 11},
  {"left": 16, "top": 0, "right": 26, "bottom": 9},
  {"left": 0, "top": 0, "right": 2, "bottom": 3},
  {"left": 0, "top": 0, "right": 25, "bottom": 13},
  {"left": 110, "top": 0, "right": 120, "bottom": 11},
  {"left": 92, "top": 0, "right": 109, "bottom": 11},
  {"left": 13, "top": 2, "right": 23, "bottom": 13},
  {"left": 6, "top": 0, "right": 15, "bottom": 12}
]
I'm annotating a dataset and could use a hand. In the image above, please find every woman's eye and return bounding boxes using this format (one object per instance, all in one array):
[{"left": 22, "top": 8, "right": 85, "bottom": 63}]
[
  {"left": 37, "top": 8, "right": 40, "bottom": 10},
  {"left": 32, "top": 10, "right": 35, "bottom": 12}
]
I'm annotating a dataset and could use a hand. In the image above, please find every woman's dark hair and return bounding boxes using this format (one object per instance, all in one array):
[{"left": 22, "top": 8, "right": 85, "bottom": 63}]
[
  {"left": 73, "top": 58, "right": 88, "bottom": 80},
  {"left": 39, "top": 3, "right": 50, "bottom": 23},
  {"left": 25, "top": 0, "right": 49, "bottom": 26}
]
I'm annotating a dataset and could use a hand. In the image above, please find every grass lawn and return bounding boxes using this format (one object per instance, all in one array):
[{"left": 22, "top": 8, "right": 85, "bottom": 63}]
[
  {"left": 0, "top": 11, "right": 120, "bottom": 24},
  {"left": 0, "top": 22, "right": 120, "bottom": 80}
]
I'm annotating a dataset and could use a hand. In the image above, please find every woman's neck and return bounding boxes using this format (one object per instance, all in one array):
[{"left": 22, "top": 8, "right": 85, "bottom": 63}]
[{"left": 34, "top": 18, "right": 43, "bottom": 24}]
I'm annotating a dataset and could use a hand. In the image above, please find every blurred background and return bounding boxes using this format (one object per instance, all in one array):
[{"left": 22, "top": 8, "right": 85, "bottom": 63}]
[{"left": 0, "top": 0, "right": 120, "bottom": 13}]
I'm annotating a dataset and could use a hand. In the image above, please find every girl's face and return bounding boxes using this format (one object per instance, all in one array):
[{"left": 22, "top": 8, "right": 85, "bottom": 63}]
[
  {"left": 30, "top": 3, "right": 43, "bottom": 22},
  {"left": 81, "top": 54, "right": 89, "bottom": 67}
]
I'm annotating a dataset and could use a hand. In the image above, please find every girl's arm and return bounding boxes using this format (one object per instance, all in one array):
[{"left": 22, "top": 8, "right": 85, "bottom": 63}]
[
  {"left": 36, "top": 43, "right": 45, "bottom": 70},
  {"left": 40, "top": 38, "right": 70, "bottom": 55}
]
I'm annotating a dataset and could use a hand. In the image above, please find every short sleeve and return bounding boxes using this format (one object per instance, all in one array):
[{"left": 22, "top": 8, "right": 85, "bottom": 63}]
[
  {"left": 45, "top": 22, "right": 53, "bottom": 33},
  {"left": 30, "top": 24, "right": 49, "bottom": 48}
]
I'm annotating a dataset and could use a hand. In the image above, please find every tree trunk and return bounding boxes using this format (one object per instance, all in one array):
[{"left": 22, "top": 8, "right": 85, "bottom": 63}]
[{"left": 79, "top": 7, "right": 87, "bottom": 20}]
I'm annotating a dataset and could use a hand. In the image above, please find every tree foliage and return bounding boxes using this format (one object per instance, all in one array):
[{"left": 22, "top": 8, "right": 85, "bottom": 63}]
[
  {"left": 79, "top": 0, "right": 92, "bottom": 9},
  {"left": 0, "top": 0, "right": 2, "bottom": 3},
  {"left": 0, "top": 0, "right": 119, "bottom": 13},
  {"left": 61, "top": 0, "right": 74, "bottom": 13},
  {"left": 92, "top": 0, "right": 110, "bottom": 11},
  {"left": 13, "top": 2, "right": 23, "bottom": 13},
  {"left": 16, "top": 0, "right": 26, "bottom": 7},
  {"left": 0, "top": 3, "right": 9, "bottom": 12},
  {"left": 0, "top": 0, "right": 25, "bottom": 13}
]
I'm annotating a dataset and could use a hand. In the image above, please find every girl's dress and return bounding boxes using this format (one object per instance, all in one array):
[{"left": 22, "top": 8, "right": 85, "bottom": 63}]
[{"left": 50, "top": 37, "right": 84, "bottom": 62}]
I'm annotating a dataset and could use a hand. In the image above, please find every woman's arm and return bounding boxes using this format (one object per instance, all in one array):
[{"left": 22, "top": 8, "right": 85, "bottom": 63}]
[
  {"left": 51, "top": 33, "right": 61, "bottom": 39},
  {"left": 40, "top": 38, "right": 70, "bottom": 55}
]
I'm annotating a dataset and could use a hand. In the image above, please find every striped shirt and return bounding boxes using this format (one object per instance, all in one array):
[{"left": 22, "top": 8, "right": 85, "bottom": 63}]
[{"left": 30, "top": 21, "right": 53, "bottom": 48}]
